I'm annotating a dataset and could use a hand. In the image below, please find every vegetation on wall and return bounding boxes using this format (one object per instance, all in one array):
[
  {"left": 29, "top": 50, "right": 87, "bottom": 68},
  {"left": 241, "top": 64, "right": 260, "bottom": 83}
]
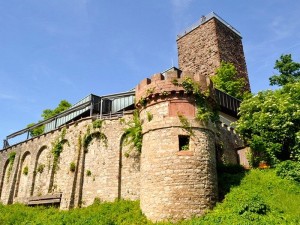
[
  {"left": 7, "top": 151, "right": 16, "bottom": 182},
  {"left": 211, "top": 61, "right": 249, "bottom": 100},
  {"left": 69, "top": 162, "right": 76, "bottom": 172},
  {"left": 177, "top": 77, "right": 219, "bottom": 123},
  {"left": 37, "top": 164, "right": 45, "bottom": 174},
  {"left": 51, "top": 128, "right": 69, "bottom": 172},
  {"left": 27, "top": 100, "right": 72, "bottom": 137},
  {"left": 123, "top": 110, "right": 143, "bottom": 154},
  {"left": 83, "top": 119, "right": 107, "bottom": 151},
  {"left": 22, "top": 166, "right": 28, "bottom": 176},
  {"left": 178, "top": 113, "right": 194, "bottom": 136}
]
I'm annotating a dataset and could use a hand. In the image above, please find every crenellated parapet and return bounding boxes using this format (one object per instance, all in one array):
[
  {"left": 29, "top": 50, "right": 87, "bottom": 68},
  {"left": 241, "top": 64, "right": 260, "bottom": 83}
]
[{"left": 135, "top": 67, "right": 213, "bottom": 108}]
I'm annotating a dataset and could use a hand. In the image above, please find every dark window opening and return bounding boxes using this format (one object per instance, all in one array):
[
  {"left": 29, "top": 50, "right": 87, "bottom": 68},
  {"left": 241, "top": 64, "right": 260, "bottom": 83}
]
[{"left": 179, "top": 135, "right": 190, "bottom": 151}]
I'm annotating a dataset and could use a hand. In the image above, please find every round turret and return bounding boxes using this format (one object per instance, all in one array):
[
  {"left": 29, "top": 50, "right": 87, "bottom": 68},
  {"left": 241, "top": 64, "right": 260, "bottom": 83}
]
[{"left": 137, "top": 68, "right": 218, "bottom": 221}]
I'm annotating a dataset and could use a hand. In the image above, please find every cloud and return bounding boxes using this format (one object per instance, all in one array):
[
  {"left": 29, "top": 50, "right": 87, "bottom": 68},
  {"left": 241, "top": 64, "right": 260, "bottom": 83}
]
[
  {"left": 0, "top": 93, "right": 16, "bottom": 100},
  {"left": 171, "top": 0, "right": 194, "bottom": 13}
]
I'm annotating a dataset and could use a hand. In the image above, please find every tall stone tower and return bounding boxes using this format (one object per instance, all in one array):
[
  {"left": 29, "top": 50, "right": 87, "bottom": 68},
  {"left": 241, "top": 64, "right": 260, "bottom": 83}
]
[
  {"left": 136, "top": 69, "right": 218, "bottom": 221},
  {"left": 177, "top": 12, "right": 250, "bottom": 91}
]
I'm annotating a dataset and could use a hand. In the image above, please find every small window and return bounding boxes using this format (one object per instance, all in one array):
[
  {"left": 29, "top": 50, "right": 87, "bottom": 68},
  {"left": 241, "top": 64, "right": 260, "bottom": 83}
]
[{"left": 179, "top": 135, "right": 190, "bottom": 151}]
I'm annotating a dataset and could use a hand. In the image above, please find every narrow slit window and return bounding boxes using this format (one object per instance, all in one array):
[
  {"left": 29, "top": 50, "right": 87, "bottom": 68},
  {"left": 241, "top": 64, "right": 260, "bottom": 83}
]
[{"left": 179, "top": 135, "right": 190, "bottom": 151}]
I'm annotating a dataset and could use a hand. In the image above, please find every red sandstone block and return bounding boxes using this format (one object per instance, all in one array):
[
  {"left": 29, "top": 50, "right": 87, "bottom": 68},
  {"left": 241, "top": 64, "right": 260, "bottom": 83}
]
[
  {"left": 165, "top": 71, "right": 179, "bottom": 80},
  {"left": 151, "top": 73, "right": 164, "bottom": 82},
  {"left": 140, "top": 78, "right": 151, "bottom": 87}
]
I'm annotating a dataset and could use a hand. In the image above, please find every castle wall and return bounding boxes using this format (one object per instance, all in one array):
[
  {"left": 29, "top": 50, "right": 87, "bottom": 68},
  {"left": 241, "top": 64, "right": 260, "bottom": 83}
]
[
  {"left": 136, "top": 73, "right": 218, "bottom": 221},
  {"left": 0, "top": 115, "right": 141, "bottom": 208}
]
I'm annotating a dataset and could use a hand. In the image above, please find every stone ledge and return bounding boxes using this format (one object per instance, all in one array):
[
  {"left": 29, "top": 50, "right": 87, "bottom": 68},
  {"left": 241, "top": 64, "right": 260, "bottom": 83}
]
[{"left": 176, "top": 151, "right": 194, "bottom": 156}]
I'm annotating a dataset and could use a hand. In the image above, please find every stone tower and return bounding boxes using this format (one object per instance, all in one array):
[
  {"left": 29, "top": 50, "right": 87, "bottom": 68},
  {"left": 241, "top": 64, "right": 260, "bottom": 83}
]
[
  {"left": 136, "top": 69, "right": 218, "bottom": 221},
  {"left": 177, "top": 12, "right": 250, "bottom": 91}
]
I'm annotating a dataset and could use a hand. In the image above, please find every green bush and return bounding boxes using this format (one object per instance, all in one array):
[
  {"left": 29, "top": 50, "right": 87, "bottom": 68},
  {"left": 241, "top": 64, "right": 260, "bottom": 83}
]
[
  {"left": 276, "top": 160, "right": 300, "bottom": 182},
  {"left": 217, "top": 163, "right": 245, "bottom": 174},
  {"left": 69, "top": 162, "right": 76, "bottom": 172}
]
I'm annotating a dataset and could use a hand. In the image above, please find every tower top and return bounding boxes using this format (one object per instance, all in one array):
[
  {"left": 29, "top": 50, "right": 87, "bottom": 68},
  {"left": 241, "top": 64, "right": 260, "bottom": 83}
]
[{"left": 177, "top": 12, "right": 241, "bottom": 40}]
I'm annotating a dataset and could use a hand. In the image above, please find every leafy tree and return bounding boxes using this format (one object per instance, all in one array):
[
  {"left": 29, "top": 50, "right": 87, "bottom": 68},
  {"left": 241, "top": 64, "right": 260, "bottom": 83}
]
[
  {"left": 28, "top": 100, "right": 72, "bottom": 137},
  {"left": 235, "top": 82, "right": 300, "bottom": 165},
  {"left": 212, "top": 62, "right": 249, "bottom": 100},
  {"left": 269, "top": 54, "right": 300, "bottom": 86}
]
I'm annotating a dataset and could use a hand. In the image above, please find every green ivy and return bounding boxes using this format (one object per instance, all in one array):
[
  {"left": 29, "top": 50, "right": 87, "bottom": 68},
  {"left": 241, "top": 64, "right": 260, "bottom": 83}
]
[
  {"left": 83, "top": 120, "right": 107, "bottom": 151},
  {"left": 23, "top": 166, "right": 29, "bottom": 176},
  {"left": 37, "top": 164, "right": 45, "bottom": 174},
  {"left": 51, "top": 128, "right": 69, "bottom": 173},
  {"left": 146, "top": 111, "right": 153, "bottom": 122},
  {"left": 178, "top": 113, "right": 194, "bottom": 136},
  {"left": 123, "top": 110, "right": 142, "bottom": 154},
  {"left": 7, "top": 151, "right": 16, "bottom": 182},
  {"left": 69, "top": 162, "right": 76, "bottom": 172},
  {"left": 181, "top": 77, "right": 219, "bottom": 123}
]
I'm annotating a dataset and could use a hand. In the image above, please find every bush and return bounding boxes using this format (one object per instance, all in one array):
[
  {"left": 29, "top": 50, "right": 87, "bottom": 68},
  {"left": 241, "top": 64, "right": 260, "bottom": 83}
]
[
  {"left": 217, "top": 163, "right": 245, "bottom": 174},
  {"left": 69, "top": 162, "right": 76, "bottom": 172},
  {"left": 276, "top": 160, "right": 300, "bottom": 182}
]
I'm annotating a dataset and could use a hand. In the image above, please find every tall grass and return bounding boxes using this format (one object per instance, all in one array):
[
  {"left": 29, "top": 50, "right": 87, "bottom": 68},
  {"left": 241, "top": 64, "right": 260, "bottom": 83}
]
[{"left": 0, "top": 169, "right": 299, "bottom": 224}]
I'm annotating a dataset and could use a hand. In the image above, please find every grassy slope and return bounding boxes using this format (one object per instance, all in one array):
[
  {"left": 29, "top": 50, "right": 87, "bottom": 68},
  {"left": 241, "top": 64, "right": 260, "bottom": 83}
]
[{"left": 0, "top": 169, "right": 299, "bottom": 225}]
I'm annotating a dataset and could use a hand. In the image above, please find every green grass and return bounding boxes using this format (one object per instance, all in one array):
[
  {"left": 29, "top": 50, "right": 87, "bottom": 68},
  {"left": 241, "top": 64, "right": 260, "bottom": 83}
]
[{"left": 0, "top": 169, "right": 299, "bottom": 225}]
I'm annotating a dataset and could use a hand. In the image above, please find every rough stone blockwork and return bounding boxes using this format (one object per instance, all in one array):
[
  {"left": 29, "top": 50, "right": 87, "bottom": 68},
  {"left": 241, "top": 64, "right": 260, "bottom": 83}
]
[
  {"left": 0, "top": 13, "right": 250, "bottom": 222},
  {"left": 0, "top": 116, "right": 141, "bottom": 209}
]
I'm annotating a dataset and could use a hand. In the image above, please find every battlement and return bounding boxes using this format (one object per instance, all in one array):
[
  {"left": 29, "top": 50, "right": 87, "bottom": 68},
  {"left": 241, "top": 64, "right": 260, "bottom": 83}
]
[{"left": 135, "top": 67, "right": 211, "bottom": 107}]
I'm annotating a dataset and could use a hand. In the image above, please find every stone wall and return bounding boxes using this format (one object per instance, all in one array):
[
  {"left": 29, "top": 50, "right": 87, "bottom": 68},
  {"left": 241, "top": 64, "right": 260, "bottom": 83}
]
[
  {"left": 139, "top": 102, "right": 218, "bottom": 221},
  {"left": 0, "top": 115, "right": 141, "bottom": 209}
]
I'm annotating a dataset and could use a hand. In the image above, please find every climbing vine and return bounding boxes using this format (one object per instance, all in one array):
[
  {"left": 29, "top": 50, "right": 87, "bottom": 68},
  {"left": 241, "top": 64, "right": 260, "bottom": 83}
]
[
  {"left": 51, "top": 128, "right": 69, "bottom": 173},
  {"left": 178, "top": 113, "right": 194, "bottom": 136},
  {"left": 123, "top": 110, "right": 143, "bottom": 155},
  {"left": 180, "top": 77, "right": 219, "bottom": 123},
  {"left": 83, "top": 119, "right": 108, "bottom": 151},
  {"left": 7, "top": 151, "right": 16, "bottom": 182}
]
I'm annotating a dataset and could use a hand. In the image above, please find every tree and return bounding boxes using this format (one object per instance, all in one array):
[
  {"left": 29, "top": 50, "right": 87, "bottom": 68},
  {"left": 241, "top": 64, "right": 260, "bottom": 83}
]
[
  {"left": 28, "top": 100, "right": 72, "bottom": 137},
  {"left": 269, "top": 54, "right": 300, "bottom": 86},
  {"left": 235, "top": 82, "right": 300, "bottom": 165},
  {"left": 211, "top": 62, "right": 249, "bottom": 100}
]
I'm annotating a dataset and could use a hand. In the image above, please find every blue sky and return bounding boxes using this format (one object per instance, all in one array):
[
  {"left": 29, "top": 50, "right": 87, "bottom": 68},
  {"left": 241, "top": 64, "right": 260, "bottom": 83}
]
[{"left": 1, "top": 0, "right": 300, "bottom": 144}]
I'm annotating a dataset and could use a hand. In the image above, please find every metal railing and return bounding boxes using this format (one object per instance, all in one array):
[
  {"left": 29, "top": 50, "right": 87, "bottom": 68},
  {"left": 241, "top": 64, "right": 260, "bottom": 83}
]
[{"left": 177, "top": 12, "right": 241, "bottom": 39}]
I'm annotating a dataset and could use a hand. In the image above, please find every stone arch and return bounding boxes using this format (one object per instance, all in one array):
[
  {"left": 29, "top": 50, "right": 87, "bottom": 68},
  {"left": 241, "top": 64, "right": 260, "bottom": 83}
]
[
  {"left": 14, "top": 151, "right": 31, "bottom": 202},
  {"left": 32, "top": 145, "right": 52, "bottom": 196},
  {"left": 0, "top": 159, "right": 10, "bottom": 202}
]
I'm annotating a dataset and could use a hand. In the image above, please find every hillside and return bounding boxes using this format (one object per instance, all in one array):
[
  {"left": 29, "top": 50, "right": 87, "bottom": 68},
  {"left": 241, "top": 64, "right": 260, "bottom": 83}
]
[{"left": 0, "top": 169, "right": 299, "bottom": 224}]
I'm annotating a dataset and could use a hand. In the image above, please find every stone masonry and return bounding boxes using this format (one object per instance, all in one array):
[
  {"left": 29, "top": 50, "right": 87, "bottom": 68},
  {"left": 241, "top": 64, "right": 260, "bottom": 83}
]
[
  {"left": 177, "top": 16, "right": 251, "bottom": 91},
  {"left": 0, "top": 13, "right": 249, "bottom": 222}
]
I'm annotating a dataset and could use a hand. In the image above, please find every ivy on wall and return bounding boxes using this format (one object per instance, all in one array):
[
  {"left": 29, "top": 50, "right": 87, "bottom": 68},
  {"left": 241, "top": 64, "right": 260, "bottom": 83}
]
[
  {"left": 122, "top": 110, "right": 142, "bottom": 156},
  {"left": 7, "top": 152, "right": 16, "bottom": 182},
  {"left": 176, "top": 77, "right": 219, "bottom": 123},
  {"left": 83, "top": 119, "right": 108, "bottom": 151},
  {"left": 51, "top": 128, "right": 69, "bottom": 173}
]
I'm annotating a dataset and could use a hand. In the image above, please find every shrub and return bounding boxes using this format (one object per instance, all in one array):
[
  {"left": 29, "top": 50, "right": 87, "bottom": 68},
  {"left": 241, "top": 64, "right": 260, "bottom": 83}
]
[
  {"left": 276, "top": 160, "right": 300, "bottom": 182},
  {"left": 217, "top": 163, "right": 245, "bottom": 174},
  {"left": 69, "top": 162, "right": 76, "bottom": 172},
  {"left": 37, "top": 164, "right": 45, "bottom": 174},
  {"left": 23, "top": 166, "right": 29, "bottom": 176},
  {"left": 86, "top": 170, "right": 92, "bottom": 176}
]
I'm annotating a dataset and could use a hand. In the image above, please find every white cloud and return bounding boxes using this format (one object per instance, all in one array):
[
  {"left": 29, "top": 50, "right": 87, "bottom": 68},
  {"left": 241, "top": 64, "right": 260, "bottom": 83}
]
[
  {"left": 0, "top": 93, "right": 16, "bottom": 100},
  {"left": 171, "top": 0, "right": 194, "bottom": 13}
]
